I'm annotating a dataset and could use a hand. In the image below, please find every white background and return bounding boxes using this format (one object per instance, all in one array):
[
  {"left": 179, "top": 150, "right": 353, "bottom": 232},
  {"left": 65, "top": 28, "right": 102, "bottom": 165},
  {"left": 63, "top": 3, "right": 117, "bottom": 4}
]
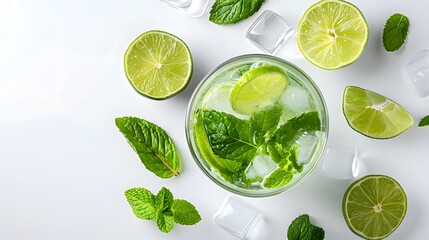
[{"left": 1, "top": 0, "right": 428, "bottom": 239}]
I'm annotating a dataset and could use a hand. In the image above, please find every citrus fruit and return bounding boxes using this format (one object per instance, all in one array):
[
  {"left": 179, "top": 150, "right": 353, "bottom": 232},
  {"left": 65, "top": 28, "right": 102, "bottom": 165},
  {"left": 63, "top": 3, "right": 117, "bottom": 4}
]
[
  {"left": 343, "top": 86, "right": 414, "bottom": 139},
  {"left": 297, "top": 0, "right": 369, "bottom": 70},
  {"left": 124, "top": 30, "right": 193, "bottom": 100},
  {"left": 343, "top": 175, "right": 407, "bottom": 240},
  {"left": 230, "top": 65, "right": 288, "bottom": 115}
]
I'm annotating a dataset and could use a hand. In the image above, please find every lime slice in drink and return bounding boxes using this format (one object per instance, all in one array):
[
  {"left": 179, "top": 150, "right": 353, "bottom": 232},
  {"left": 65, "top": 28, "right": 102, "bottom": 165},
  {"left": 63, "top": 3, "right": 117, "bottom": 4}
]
[
  {"left": 230, "top": 65, "right": 288, "bottom": 115},
  {"left": 297, "top": 0, "right": 369, "bottom": 70},
  {"left": 343, "top": 86, "right": 414, "bottom": 139},
  {"left": 343, "top": 175, "right": 407, "bottom": 239},
  {"left": 124, "top": 30, "right": 193, "bottom": 100}
]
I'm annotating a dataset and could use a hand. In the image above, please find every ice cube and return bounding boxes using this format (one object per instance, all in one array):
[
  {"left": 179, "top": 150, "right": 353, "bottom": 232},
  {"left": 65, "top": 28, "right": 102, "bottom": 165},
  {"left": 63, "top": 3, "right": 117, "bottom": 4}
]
[
  {"left": 280, "top": 86, "right": 310, "bottom": 113},
  {"left": 244, "top": 155, "right": 278, "bottom": 180},
  {"left": 160, "top": 0, "right": 191, "bottom": 8},
  {"left": 246, "top": 10, "right": 294, "bottom": 55},
  {"left": 401, "top": 49, "right": 429, "bottom": 98},
  {"left": 214, "top": 195, "right": 263, "bottom": 239},
  {"left": 320, "top": 142, "right": 359, "bottom": 180},
  {"left": 230, "top": 64, "right": 252, "bottom": 81},
  {"left": 296, "top": 132, "right": 318, "bottom": 165},
  {"left": 160, "top": 0, "right": 210, "bottom": 17}
]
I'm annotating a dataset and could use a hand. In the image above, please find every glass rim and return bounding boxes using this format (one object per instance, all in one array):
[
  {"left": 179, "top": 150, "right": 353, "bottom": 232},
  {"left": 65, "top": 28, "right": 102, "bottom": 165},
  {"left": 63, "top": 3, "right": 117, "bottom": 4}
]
[{"left": 185, "top": 54, "right": 329, "bottom": 198}]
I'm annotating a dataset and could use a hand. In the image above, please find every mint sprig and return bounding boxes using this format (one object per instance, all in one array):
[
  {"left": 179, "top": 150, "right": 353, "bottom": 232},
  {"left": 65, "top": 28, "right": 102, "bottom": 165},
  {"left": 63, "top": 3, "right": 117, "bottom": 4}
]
[
  {"left": 201, "top": 106, "right": 321, "bottom": 188},
  {"left": 382, "top": 13, "right": 410, "bottom": 52},
  {"left": 209, "top": 0, "right": 265, "bottom": 25},
  {"left": 125, "top": 187, "right": 201, "bottom": 233},
  {"left": 115, "top": 117, "right": 180, "bottom": 178},
  {"left": 418, "top": 115, "right": 429, "bottom": 127},
  {"left": 287, "top": 214, "right": 325, "bottom": 240}
]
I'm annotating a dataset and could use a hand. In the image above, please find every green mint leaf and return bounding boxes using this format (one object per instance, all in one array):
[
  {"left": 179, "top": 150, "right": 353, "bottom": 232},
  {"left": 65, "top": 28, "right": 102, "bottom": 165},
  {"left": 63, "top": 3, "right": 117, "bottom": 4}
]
[
  {"left": 311, "top": 226, "right": 325, "bottom": 240},
  {"left": 157, "top": 209, "right": 175, "bottom": 233},
  {"left": 124, "top": 187, "right": 201, "bottom": 233},
  {"left": 383, "top": 13, "right": 410, "bottom": 52},
  {"left": 124, "top": 188, "right": 157, "bottom": 220},
  {"left": 418, "top": 115, "right": 429, "bottom": 127},
  {"left": 287, "top": 214, "right": 312, "bottom": 240},
  {"left": 263, "top": 167, "right": 294, "bottom": 189},
  {"left": 195, "top": 110, "right": 245, "bottom": 184},
  {"left": 172, "top": 199, "right": 202, "bottom": 225},
  {"left": 250, "top": 104, "right": 283, "bottom": 145},
  {"left": 202, "top": 110, "right": 257, "bottom": 161},
  {"left": 287, "top": 214, "right": 325, "bottom": 240},
  {"left": 267, "top": 144, "right": 302, "bottom": 172},
  {"left": 115, "top": 117, "right": 180, "bottom": 178},
  {"left": 209, "top": 0, "right": 265, "bottom": 25},
  {"left": 156, "top": 187, "right": 174, "bottom": 212},
  {"left": 269, "top": 111, "right": 321, "bottom": 148}
]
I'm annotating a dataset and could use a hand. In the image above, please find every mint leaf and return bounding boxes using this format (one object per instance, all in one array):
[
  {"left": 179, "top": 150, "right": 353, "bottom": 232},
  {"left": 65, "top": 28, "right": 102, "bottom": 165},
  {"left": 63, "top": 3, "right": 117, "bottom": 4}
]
[
  {"left": 156, "top": 187, "right": 174, "bottom": 212},
  {"left": 311, "top": 226, "right": 325, "bottom": 240},
  {"left": 250, "top": 104, "right": 283, "bottom": 145},
  {"left": 263, "top": 168, "right": 294, "bottom": 189},
  {"left": 383, "top": 13, "right": 410, "bottom": 52},
  {"left": 264, "top": 146, "right": 299, "bottom": 188},
  {"left": 115, "top": 117, "right": 180, "bottom": 178},
  {"left": 172, "top": 199, "right": 202, "bottom": 225},
  {"left": 195, "top": 110, "right": 245, "bottom": 184},
  {"left": 269, "top": 112, "right": 321, "bottom": 148},
  {"left": 124, "top": 188, "right": 157, "bottom": 220},
  {"left": 157, "top": 209, "right": 175, "bottom": 233},
  {"left": 124, "top": 187, "right": 201, "bottom": 233},
  {"left": 418, "top": 115, "right": 429, "bottom": 127},
  {"left": 287, "top": 214, "right": 325, "bottom": 240},
  {"left": 202, "top": 110, "right": 257, "bottom": 161},
  {"left": 209, "top": 0, "right": 265, "bottom": 25}
]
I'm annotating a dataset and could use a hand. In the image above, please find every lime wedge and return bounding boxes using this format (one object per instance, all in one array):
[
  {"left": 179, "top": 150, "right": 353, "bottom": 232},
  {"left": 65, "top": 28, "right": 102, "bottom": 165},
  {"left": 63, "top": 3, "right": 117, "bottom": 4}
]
[
  {"left": 230, "top": 65, "right": 288, "bottom": 115},
  {"left": 343, "top": 175, "right": 407, "bottom": 240},
  {"left": 343, "top": 86, "right": 414, "bottom": 139},
  {"left": 297, "top": 0, "right": 369, "bottom": 70},
  {"left": 124, "top": 30, "right": 193, "bottom": 100}
]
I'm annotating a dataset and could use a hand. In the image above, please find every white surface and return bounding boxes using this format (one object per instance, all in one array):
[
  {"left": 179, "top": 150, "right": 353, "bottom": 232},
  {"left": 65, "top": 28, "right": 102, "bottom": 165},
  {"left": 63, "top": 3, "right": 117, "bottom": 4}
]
[{"left": 1, "top": 0, "right": 428, "bottom": 239}]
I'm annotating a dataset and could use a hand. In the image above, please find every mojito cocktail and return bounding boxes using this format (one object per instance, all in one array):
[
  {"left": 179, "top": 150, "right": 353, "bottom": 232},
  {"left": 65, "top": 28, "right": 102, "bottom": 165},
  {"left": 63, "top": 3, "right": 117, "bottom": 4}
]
[{"left": 186, "top": 55, "right": 328, "bottom": 197}]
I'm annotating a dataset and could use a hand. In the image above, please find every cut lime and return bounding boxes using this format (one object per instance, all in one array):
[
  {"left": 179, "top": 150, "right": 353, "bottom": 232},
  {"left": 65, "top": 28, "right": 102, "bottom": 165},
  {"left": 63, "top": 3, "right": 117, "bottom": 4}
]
[
  {"left": 297, "top": 0, "right": 369, "bottom": 70},
  {"left": 230, "top": 65, "right": 288, "bottom": 115},
  {"left": 124, "top": 30, "right": 193, "bottom": 100},
  {"left": 343, "top": 86, "right": 414, "bottom": 139},
  {"left": 343, "top": 175, "right": 407, "bottom": 240}
]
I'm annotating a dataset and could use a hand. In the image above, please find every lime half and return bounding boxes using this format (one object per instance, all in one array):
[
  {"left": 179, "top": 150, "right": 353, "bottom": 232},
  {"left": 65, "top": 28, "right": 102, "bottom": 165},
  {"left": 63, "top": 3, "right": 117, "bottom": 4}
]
[
  {"left": 297, "top": 0, "right": 369, "bottom": 70},
  {"left": 124, "top": 30, "right": 193, "bottom": 100},
  {"left": 230, "top": 65, "right": 288, "bottom": 115},
  {"left": 343, "top": 86, "right": 414, "bottom": 139},
  {"left": 343, "top": 175, "right": 407, "bottom": 240}
]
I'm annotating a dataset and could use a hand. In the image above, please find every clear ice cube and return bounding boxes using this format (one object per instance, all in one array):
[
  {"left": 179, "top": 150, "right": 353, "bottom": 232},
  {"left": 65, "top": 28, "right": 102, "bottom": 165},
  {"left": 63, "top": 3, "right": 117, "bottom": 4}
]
[
  {"left": 160, "top": 0, "right": 192, "bottom": 8},
  {"left": 214, "top": 195, "right": 263, "bottom": 239},
  {"left": 244, "top": 155, "right": 278, "bottom": 180},
  {"left": 160, "top": 0, "right": 210, "bottom": 17},
  {"left": 401, "top": 49, "right": 429, "bottom": 98},
  {"left": 320, "top": 143, "right": 359, "bottom": 180},
  {"left": 246, "top": 10, "right": 294, "bottom": 55},
  {"left": 280, "top": 86, "right": 311, "bottom": 113},
  {"left": 296, "top": 132, "right": 318, "bottom": 165}
]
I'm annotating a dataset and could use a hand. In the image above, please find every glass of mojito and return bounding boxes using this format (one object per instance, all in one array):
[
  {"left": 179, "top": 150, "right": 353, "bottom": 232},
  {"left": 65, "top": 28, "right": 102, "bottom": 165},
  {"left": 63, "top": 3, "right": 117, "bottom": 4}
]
[{"left": 186, "top": 54, "right": 328, "bottom": 197}]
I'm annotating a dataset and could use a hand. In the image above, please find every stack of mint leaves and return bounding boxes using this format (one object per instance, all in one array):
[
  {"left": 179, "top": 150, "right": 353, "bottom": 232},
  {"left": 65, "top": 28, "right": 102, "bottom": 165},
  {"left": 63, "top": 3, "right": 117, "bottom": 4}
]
[
  {"left": 125, "top": 187, "right": 201, "bottom": 233},
  {"left": 198, "top": 104, "right": 321, "bottom": 188}
]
